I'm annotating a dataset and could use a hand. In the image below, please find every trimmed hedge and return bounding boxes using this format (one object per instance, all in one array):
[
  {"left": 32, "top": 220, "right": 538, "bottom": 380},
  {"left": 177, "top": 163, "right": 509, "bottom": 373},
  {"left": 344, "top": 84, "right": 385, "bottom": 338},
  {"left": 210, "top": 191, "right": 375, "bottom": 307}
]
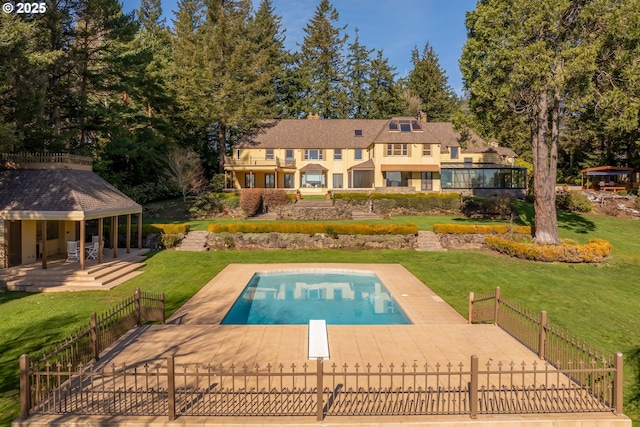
[
  {"left": 143, "top": 223, "right": 190, "bottom": 235},
  {"left": 433, "top": 224, "right": 532, "bottom": 235},
  {"left": 485, "top": 237, "right": 611, "bottom": 263},
  {"left": 208, "top": 223, "right": 419, "bottom": 235}
]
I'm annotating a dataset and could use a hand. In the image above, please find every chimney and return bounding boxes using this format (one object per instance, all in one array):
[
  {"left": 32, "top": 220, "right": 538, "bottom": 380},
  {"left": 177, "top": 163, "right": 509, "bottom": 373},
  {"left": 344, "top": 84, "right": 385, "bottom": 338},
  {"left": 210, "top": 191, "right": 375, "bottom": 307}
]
[
  {"left": 307, "top": 113, "right": 320, "bottom": 120},
  {"left": 418, "top": 111, "right": 427, "bottom": 123}
]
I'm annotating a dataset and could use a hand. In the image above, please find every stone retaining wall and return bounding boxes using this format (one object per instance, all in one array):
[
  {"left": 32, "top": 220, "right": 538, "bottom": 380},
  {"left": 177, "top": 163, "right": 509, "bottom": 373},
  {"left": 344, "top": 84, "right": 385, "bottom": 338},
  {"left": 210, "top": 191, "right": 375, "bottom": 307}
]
[
  {"left": 274, "top": 204, "right": 351, "bottom": 220},
  {"left": 207, "top": 232, "right": 417, "bottom": 250},
  {"left": 438, "top": 233, "right": 498, "bottom": 250}
]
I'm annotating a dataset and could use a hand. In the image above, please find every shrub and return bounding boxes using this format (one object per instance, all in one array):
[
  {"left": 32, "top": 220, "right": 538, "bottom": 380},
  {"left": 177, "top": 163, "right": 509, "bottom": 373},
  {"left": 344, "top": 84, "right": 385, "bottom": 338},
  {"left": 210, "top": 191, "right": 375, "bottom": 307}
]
[
  {"left": 461, "top": 196, "right": 514, "bottom": 219},
  {"left": 160, "top": 233, "right": 182, "bottom": 249},
  {"left": 240, "top": 189, "right": 263, "bottom": 216},
  {"left": 189, "top": 192, "right": 240, "bottom": 217},
  {"left": 332, "top": 192, "right": 370, "bottom": 200},
  {"left": 556, "top": 191, "right": 592, "bottom": 213},
  {"left": 143, "top": 223, "right": 190, "bottom": 236},
  {"left": 262, "top": 189, "right": 290, "bottom": 210},
  {"left": 121, "top": 181, "right": 181, "bottom": 204},
  {"left": 485, "top": 237, "right": 611, "bottom": 263},
  {"left": 208, "top": 222, "right": 419, "bottom": 235},
  {"left": 433, "top": 224, "right": 532, "bottom": 235}
]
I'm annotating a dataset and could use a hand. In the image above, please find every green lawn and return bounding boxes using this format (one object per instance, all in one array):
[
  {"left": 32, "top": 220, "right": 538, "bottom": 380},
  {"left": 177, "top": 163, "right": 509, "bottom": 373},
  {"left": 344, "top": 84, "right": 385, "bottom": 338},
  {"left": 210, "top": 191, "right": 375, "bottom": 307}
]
[{"left": 1, "top": 210, "right": 639, "bottom": 425}]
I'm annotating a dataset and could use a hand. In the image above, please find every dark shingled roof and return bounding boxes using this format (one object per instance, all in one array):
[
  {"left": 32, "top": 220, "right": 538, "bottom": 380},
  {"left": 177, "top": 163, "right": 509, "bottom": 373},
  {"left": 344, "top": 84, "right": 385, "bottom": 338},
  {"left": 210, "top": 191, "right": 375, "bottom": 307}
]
[{"left": 0, "top": 169, "right": 141, "bottom": 219}]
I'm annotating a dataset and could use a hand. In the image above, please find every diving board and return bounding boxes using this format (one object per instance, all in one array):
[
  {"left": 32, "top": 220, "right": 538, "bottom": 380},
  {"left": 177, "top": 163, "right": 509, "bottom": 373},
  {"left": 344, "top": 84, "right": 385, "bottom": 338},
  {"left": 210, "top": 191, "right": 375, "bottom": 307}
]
[{"left": 308, "top": 319, "right": 329, "bottom": 360}]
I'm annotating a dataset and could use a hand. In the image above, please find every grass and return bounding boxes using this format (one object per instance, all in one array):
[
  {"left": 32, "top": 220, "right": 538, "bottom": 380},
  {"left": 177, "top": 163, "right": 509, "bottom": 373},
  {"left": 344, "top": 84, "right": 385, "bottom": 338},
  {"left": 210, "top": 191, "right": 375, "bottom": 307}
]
[{"left": 1, "top": 209, "right": 640, "bottom": 425}]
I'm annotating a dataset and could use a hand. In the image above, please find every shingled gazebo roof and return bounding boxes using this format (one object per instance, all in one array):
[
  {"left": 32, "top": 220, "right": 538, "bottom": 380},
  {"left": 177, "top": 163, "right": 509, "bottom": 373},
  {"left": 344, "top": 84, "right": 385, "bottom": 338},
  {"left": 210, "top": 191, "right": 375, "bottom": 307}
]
[{"left": 0, "top": 168, "right": 141, "bottom": 221}]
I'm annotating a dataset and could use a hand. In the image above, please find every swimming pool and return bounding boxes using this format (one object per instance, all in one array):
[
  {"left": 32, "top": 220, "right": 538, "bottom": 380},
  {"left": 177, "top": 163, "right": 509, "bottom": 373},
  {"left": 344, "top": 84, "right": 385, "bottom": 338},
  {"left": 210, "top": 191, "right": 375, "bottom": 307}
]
[{"left": 221, "top": 270, "right": 411, "bottom": 325}]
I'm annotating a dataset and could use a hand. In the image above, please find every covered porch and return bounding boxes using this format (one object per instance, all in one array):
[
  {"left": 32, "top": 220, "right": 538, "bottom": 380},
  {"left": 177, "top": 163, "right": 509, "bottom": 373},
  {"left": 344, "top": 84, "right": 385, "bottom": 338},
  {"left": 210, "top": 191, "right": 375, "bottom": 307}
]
[
  {"left": 0, "top": 154, "right": 143, "bottom": 272},
  {"left": 581, "top": 166, "right": 639, "bottom": 191}
]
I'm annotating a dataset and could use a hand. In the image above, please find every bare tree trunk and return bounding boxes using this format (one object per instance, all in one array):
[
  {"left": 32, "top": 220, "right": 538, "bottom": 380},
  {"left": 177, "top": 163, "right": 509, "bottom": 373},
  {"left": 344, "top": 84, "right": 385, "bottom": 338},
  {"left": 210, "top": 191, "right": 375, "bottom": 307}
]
[{"left": 532, "top": 86, "right": 560, "bottom": 245}]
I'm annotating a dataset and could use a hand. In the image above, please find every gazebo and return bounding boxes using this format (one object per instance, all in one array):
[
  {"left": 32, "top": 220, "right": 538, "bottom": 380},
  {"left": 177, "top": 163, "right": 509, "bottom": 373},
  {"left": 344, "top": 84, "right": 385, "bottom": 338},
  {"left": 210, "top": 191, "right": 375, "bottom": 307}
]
[
  {"left": 580, "top": 166, "right": 639, "bottom": 192},
  {"left": 0, "top": 153, "right": 142, "bottom": 270}
]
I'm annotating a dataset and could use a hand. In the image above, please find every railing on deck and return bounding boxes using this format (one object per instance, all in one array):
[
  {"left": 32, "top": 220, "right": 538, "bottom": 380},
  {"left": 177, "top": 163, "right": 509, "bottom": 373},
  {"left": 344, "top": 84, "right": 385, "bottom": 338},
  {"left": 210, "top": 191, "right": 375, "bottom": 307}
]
[
  {"left": 1, "top": 152, "right": 93, "bottom": 166},
  {"left": 27, "top": 289, "right": 164, "bottom": 373},
  {"left": 20, "top": 354, "right": 621, "bottom": 421},
  {"left": 469, "top": 287, "right": 623, "bottom": 415},
  {"left": 18, "top": 287, "right": 624, "bottom": 421}
]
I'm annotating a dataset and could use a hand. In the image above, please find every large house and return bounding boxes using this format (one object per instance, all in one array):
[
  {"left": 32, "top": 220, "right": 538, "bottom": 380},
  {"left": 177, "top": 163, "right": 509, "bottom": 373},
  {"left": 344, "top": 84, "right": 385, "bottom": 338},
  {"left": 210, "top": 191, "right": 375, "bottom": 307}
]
[{"left": 224, "top": 114, "right": 526, "bottom": 196}]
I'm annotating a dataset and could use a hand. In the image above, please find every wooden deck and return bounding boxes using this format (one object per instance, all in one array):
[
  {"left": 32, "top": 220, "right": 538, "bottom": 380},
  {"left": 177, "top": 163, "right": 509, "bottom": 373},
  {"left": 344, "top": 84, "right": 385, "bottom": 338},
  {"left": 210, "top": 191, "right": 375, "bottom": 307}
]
[{"left": 0, "top": 248, "right": 148, "bottom": 292}]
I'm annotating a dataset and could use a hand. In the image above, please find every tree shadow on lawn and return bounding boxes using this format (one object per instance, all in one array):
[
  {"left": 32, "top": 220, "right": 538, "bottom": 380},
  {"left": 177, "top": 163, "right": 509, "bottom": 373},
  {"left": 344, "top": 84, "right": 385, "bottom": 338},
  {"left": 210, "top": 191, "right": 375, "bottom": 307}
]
[{"left": 512, "top": 200, "right": 596, "bottom": 234}]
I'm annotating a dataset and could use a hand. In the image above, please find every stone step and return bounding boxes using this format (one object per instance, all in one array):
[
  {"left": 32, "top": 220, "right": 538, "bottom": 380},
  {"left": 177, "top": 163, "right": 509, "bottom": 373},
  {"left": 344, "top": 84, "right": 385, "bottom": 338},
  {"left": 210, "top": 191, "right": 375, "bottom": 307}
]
[
  {"left": 176, "top": 230, "right": 209, "bottom": 251},
  {"left": 351, "top": 211, "right": 383, "bottom": 220},
  {"left": 416, "top": 230, "right": 447, "bottom": 252}
]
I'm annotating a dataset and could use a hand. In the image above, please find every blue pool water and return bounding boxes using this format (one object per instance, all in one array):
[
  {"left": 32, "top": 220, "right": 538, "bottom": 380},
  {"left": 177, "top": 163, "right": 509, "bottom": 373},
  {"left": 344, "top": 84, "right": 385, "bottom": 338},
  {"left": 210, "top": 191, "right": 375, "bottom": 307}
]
[{"left": 221, "top": 271, "right": 411, "bottom": 325}]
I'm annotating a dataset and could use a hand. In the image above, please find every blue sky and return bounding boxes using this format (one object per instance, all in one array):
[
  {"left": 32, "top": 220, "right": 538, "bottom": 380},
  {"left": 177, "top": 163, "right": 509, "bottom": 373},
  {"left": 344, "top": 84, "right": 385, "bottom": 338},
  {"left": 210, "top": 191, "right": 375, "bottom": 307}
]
[{"left": 121, "top": 0, "right": 478, "bottom": 95}]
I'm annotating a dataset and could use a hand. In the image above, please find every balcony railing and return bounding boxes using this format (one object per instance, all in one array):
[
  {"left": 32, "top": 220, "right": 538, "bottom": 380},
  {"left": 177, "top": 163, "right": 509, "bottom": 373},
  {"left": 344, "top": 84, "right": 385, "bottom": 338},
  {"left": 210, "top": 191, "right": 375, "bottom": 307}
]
[{"left": 224, "top": 156, "right": 296, "bottom": 169}]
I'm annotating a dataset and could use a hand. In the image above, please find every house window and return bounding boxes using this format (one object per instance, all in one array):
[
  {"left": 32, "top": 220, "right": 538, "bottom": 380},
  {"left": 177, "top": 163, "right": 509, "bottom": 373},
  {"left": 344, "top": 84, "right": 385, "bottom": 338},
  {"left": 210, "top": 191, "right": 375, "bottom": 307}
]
[
  {"left": 265, "top": 173, "right": 275, "bottom": 188},
  {"left": 333, "top": 173, "right": 343, "bottom": 189},
  {"left": 302, "top": 171, "right": 325, "bottom": 188},
  {"left": 334, "top": 149, "right": 342, "bottom": 160},
  {"left": 450, "top": 147, "right": 459, "bottom": 159},
  {"left": 265, "top": 149, "right": 274, "bottom": 160},
  {"left": 36, "top": 221, "right": 60, "bottom": 241},
  {"left": 384, "top": 171, "right": 409, "bottom": 187},
  {"left": 386, "top": 144, "right": 408, "bottom": 156},
  {"left": 354, "top": 129, "right": 363, "bottom": 137},
  {"left": 304, "top": 149, "right": 323, "bottom": 160},
  {"left": 235, "top": 149, "right": 241, "bottom": 160},
  {"left": 284, "top": 173, "right": 294, "bottom": 188},
  {"left": 422, "top": 145, "right": 432, "bottom": 156},
  {"left": 421, "top": 172, "right": 433, "bottom": 191},
  {"left": 244, "top": 173, "right": 255, "bottom": 188},
  {"left": 354, "top": 149, "right": 363, "bottom": 160},
  {"left": 285, "top": 149, "right": 294, "bottom": 163}
]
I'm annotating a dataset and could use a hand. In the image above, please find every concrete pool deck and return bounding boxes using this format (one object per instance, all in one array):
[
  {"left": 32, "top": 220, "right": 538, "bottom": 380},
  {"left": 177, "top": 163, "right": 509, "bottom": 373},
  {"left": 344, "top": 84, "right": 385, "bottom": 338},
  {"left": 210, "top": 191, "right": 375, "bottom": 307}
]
[
  {"left": 16, "top": 264, "right": 631, "bottom": 427},
  {"left": 97, "top": 263, "right": 540, "bottom": 368}
]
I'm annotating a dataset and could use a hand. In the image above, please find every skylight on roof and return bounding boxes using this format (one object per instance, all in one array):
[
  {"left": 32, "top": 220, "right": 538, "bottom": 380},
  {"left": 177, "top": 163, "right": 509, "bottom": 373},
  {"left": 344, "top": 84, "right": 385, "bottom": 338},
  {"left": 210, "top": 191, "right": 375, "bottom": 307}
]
[
  {"left": 400, "top": 122, "right": 411, "bottom": 132},
  {"left": 411, "top": 121, "right": 422, "bottom": 131},
  {"left": 354, "top": 129, "right": 363, "bottom": 137},
  {"left": 389, "top": 121, "right": 398, "bottom": 131}
]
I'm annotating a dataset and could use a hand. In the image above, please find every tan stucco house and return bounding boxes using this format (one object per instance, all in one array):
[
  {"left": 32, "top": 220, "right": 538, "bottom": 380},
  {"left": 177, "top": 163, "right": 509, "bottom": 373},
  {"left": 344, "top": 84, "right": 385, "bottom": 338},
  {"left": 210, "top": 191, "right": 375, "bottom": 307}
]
[
  {"left": 0, "top": 153, "right": 142, "bottom": 269},
  {"left": 224, "top": 114, "right": 526, "bottom": 196}
]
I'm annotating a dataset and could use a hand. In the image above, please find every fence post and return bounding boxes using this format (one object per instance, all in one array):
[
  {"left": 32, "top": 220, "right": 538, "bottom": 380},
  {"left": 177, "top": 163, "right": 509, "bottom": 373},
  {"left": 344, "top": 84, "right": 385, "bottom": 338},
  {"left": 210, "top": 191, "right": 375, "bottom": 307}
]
[
  {"left": 90, "top": 312, "right": 99, "bottom": 361},
  {"left": 538, "top": 311, "right": 547, "bottom": 360},
  {"left": 135, "top": 288, "right": 141, "bottom": 325},
  {"left": 468, "top": 292, "right": 474, "bottom": 324},
  {"left": 493, "top": 287, "right": 501, "bottom": 325},
  {"left": 613, "top": 352, "right": 623, "bottom": 415},
  {"left": 19, "top": 354, "right": 30, "bottom": 420},
  {"left": 161, "top": 292, "right": 166, "bottom": 324},
  {"left": 167, "top": 355, "right": 176, "bottom": 420},
  {"left": 316, "top": 357, "right": 324, "bottom": 421},
  {"left": 470, "top": 355, "right": 478, "bottom": 419}
]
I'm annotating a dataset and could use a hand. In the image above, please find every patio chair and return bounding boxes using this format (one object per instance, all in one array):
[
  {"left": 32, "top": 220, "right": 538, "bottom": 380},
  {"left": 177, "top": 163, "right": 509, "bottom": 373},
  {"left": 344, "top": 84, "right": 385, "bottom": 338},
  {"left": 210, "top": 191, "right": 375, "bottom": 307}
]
[
  {"left": 86, "top": 242, "right": 99, "bottom": 260},
  {"left": 66, "top": 241, "right": 79, "bottom": 262}
]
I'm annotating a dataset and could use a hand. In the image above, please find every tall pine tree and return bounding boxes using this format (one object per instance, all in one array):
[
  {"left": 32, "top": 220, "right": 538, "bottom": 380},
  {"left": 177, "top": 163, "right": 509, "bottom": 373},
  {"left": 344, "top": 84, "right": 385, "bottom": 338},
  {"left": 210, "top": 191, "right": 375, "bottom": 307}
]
[
  {"left": 405, "top": 42, "right": 457, "bottom": 121},
  {"left": 296, "top": 0, "right": 348, "bottom": 118}
]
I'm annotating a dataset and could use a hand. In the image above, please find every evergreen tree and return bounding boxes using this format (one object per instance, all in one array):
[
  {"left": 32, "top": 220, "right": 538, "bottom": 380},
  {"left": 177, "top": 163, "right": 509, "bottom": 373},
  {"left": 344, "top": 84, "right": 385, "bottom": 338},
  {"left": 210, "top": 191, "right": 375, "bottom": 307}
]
[
  {"left": 249, "top": 0, "right": 288, "bottom": 117},
  {"left": 345, "top": 29, "right": 373, "bottom": 118},
  {"left": 406, "top": 42, "right": 457, "bottom": 121},
  {"left": 367, "top": 50, "right": 402, "bottom": 119},
  {"left": 461, "top": 0, "right": 616, "bottom": 244},
  {"left": 297, "top": 0, "right": 348, "bottom": 118}
]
